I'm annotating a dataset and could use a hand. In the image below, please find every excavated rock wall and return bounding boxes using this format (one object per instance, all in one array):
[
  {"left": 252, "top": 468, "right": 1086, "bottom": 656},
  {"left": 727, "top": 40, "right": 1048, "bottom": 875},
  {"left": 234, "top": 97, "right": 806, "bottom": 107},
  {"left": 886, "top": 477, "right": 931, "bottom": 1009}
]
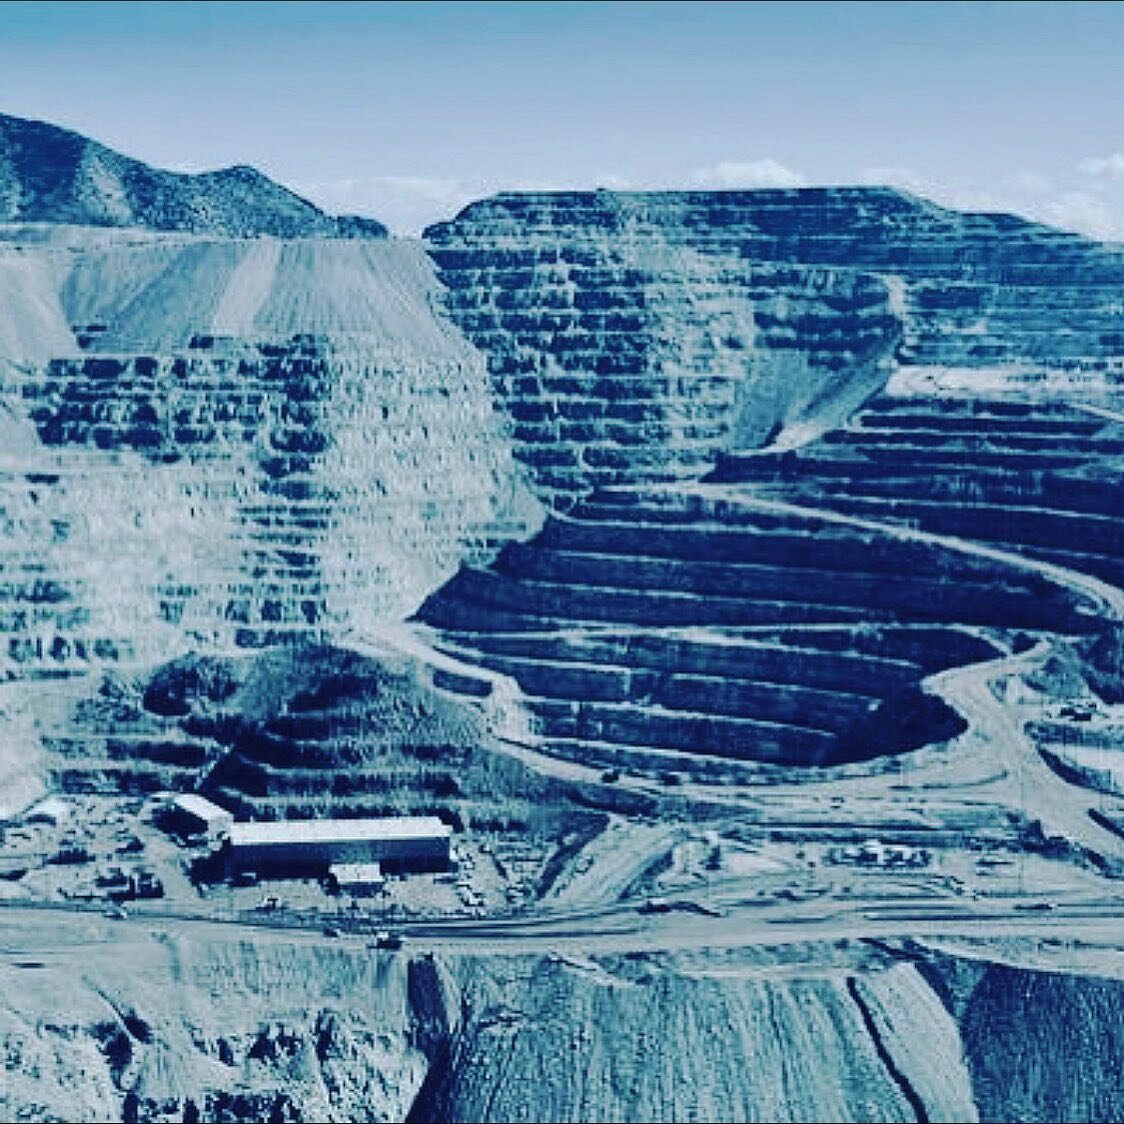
[
  {"left": 0, "top": 236, "right": 539, "bottom": 681},
  {"left": 4, "top": 187, "right": 1121, "bottom": 684},
  {"left": 560, "top": 188, "right": 1124, "bottom": 380},
  {"left": 426, "top": 189, "right": 1124, "bottom": 496},
  {"left": 425, "top": 191, "right": 902, "bottom": 506}
]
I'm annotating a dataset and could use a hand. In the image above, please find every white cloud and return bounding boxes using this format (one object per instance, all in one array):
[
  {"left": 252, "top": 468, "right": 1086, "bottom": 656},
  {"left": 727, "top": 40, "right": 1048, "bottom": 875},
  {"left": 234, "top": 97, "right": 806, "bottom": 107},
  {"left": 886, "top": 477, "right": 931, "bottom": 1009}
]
[
  {"left": 1036, "top": 191, "right": 1124, "bottom": 241},
  {"left": 1078, "top": 153, "right": 1124, "bottom": 181},
  {"left": 593, "top": 172, "right": 633, "bottom": 190},
  {"left": 691, "top": 158, "right": 805, "bottom": 189},
  {"left": 295, "top": 175, "right": 481, "bottom": 235},
  {"left": 295, "top": 170, "right": 634, "bottom": 235},
  {"left": 857, "top": 162, "right": 1124, "bottom": 243}
]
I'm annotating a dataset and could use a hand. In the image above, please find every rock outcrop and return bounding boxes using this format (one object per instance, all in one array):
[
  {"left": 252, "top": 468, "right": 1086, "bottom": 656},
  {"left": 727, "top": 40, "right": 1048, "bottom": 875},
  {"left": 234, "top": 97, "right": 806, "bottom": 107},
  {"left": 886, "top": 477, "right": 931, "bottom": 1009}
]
[
  {"left": 425, "top": 187, "right": 1124, "bottom": 512},
  {"left": 714, "top": 394, "right": 1124, "bottom": 591},
  {"left": 3, "top": 175, "right": 1121, "bottom": 697},
  {"left": 418, "top": 482, "right": 1104, "bottom": 773},
  {"left": 413, "top": 187, "right": 1124, "bottom": 775}
]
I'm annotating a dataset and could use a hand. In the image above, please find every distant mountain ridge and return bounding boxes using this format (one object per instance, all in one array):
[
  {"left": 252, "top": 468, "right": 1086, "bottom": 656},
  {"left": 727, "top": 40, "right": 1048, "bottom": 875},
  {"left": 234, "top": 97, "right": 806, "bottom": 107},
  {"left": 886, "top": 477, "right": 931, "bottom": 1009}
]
[{"left": 0, "top": 112, "right": 387, "bottom": 238}]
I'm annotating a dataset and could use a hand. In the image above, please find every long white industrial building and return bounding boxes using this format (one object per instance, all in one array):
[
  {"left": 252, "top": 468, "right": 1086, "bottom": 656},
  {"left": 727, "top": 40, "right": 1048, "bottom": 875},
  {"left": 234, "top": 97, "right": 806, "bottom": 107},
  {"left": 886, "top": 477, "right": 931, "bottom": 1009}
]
[{"left": 226, "top": 815, "right": 452, "bottom": 877}]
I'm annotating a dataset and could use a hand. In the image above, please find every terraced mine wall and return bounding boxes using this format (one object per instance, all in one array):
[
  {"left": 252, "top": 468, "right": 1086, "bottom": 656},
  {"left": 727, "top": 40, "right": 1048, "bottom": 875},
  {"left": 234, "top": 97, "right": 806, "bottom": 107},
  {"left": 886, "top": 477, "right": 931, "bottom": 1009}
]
[
  {"left": 0, "top": 236, "right": 539, "bottom": 682},
  {"left": 426, "top": 189, "right": 1124, "bottom": 506},
  {"left": 31, "top": 637, "right": 612, "bottom": 866},
  {"left": 425, "top": 191, "right": 903, "bottom": 506},
  {"left": 5, "top": 188, "right": 1123, "bottom": 689},
  {"left": 714, "top": 395, "right": 1124, "bottom": 596},
  {"left": 4, "top": 186, "right": 1124, "bottom": 788},
  {"left": 18, "top": 342, "right": 525, "bottom": 647},
  {"left": 418, "top": 486, "right": 1105, "bottom": 773},
  {"left": 417, "top": 188, "right": 1124, "bottom": 782},
  {"left": 494, "top": 188, "right": 1124, "bottom": 379}
]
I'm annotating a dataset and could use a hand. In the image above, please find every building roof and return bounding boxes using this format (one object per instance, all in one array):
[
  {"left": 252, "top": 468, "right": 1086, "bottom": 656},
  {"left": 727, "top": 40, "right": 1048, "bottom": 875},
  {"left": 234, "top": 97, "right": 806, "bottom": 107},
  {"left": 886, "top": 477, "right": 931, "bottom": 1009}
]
[
  {"left": 173, "top": 793, "right": 234, "bottom": 824},
  {"left": 229, "top": 815, "right": 451, "bottom": 848},
  {"left": 329, "top": 861, "right": 385, "bottom": 885}
]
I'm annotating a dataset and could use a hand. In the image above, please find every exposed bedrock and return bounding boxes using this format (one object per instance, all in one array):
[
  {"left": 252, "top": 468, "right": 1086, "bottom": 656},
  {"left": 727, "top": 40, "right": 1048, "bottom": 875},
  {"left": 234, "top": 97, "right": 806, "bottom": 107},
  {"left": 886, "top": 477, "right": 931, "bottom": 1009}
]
[
  {"left": 425, "top": 191, "right": 903, "bottom": 506},
  {"left": 5, "top": 185, "right": 1121, "bottom": 686},
  {"left": 426, "top": 187, "right": 1124, "bottom": 512},
  {"left": 186, "top": 644, "right": 553, "bottom": 828},
  {"left": 414, "top": 486, "right": 1103, "bottom": 770},
  {"left": 0, "top": 237, "right": 540, "bottom": 681},
  {"left": 715, "top": 394, "right": 1124, "bottom": 593}
]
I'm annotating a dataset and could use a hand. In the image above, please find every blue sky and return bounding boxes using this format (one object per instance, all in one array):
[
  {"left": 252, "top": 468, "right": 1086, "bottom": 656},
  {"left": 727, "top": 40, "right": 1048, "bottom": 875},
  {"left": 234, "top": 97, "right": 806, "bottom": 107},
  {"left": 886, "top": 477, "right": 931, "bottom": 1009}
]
[{"left": 3, "top": 0, "right": 1124, "bottom": 236}]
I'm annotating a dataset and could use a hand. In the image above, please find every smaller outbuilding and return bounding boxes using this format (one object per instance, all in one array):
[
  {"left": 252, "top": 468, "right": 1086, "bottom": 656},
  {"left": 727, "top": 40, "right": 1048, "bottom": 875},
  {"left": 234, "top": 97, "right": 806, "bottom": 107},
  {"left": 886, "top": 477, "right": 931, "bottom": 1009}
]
[
  {"left": 166, "top": 794, "right": 234, "bottom": 842},
  {"left": 328, "top": 861, "right": 386, "bottom": 897}
]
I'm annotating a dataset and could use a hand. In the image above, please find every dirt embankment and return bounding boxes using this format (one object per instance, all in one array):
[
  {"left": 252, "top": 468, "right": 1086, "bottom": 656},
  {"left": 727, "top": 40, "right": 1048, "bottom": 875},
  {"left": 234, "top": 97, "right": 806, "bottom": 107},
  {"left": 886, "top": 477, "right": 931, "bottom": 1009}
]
[
  {"left": 0, "top": 931, "right": 433, "bottom": 1123},
  {"left": 6, "top": 929, "right": 1124, "bottom": 1123}
]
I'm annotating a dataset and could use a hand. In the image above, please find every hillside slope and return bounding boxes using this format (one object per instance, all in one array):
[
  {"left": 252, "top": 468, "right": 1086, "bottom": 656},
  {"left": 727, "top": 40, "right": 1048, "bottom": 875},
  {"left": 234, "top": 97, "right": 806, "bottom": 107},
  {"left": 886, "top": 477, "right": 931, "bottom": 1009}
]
[
  {"left": 0, "top": 112, "right": 386, "bottom": 238},
  {"left": 3, "top": 923, "right": 1122, "bottom": 1124}
]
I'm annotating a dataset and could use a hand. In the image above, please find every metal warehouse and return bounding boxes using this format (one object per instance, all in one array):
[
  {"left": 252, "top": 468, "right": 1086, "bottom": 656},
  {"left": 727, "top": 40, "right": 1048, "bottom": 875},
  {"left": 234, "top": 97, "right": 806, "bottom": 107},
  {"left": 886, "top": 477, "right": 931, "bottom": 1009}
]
[{"left": 226, "top": 815, "right": 452, "bottom": 878}]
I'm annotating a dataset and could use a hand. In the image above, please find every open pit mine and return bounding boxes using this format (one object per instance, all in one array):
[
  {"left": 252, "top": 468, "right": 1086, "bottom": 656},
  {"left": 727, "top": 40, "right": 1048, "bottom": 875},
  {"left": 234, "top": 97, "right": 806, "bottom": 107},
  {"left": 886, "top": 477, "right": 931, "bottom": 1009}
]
[{"left": 2, "top": 111, "right": 1124, "bottom": 1123}]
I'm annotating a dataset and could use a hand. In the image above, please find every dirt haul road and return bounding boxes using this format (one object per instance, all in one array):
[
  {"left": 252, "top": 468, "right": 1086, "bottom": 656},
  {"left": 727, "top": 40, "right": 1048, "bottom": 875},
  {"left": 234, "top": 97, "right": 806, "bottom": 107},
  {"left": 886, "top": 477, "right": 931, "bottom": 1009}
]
[{"left": 3, "top": 883, "right": 1124, "bottom": 963}]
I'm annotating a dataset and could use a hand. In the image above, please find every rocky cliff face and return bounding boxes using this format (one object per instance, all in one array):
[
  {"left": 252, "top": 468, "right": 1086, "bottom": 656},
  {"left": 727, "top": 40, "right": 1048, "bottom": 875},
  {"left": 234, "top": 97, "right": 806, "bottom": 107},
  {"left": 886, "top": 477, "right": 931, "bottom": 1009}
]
[
  {"left": 426, "top": 191, "right": 902, "bottom": 506},
  {"left": 4, "top": 182, "right": 1121, "bottom": 684},
  {"left": 416, "top": 187, "right": 1124, "bottom": 776},
  {"left": 426, "top": 188, "right": 1124, "bottom": 506},
  {"left": 604, "top": 186, "right": 1124, "bottom": 382},
  {"left": 0, "top": 112, "right": 386, "bottom": 238}
]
